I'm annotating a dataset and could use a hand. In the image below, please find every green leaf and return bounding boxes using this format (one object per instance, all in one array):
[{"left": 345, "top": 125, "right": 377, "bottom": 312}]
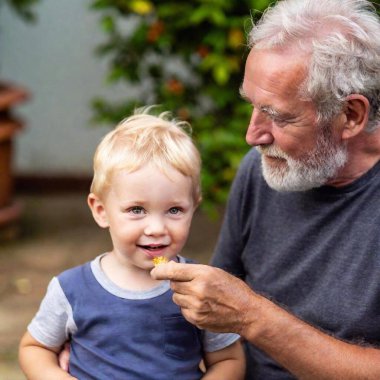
[
  {"left": 100, "top": 15, "right": 115, "bottom": 33},
  {"left": 212, "top": 64, "right": 230, "bottom": 85},
  {"left": 89, "top": 0, "right": 273, "bottom": 213}
]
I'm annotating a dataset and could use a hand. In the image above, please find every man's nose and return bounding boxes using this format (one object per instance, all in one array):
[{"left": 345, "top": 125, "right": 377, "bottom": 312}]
[
  {"left": 144, "top": 216, "right": 167, "bottom": 236},
  {"left": 246, "top": 108, "right": 274, "bottom": 146}
]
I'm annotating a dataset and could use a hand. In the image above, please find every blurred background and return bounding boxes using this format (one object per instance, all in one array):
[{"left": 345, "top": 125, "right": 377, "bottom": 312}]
[{"left": 0, "top": 0, "right": 273, "bottom": 378}]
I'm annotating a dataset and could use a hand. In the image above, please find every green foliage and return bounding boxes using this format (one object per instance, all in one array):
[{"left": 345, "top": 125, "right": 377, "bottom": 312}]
[
  {"left": 90, "top": 0, "right": 272, "bottom": 212},
  {"left": 1, "top": 0, "right": 40, "bottom": 22},
  {"left": 376, "top": 0, "right": 380, "bottom": 15}
]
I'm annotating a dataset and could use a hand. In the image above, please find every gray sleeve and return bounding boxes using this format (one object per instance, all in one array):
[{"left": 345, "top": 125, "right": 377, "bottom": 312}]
[
  {"left": 27, "top": 277, "right": 77, "bottom": 348},
  {"left": 202, "top": 330, "right": 240, "bottom": 352}
]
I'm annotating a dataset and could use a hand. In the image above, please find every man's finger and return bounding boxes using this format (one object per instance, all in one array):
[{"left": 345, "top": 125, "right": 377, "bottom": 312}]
[
  {"left": 171, "top": 292, "right": 192, "bottom": 309},
  {"left": 170, "top": 279, "right": 195, "bottom": 295},
  {"left": 150, "top": 261, "right": 199, "bottom": 281}
]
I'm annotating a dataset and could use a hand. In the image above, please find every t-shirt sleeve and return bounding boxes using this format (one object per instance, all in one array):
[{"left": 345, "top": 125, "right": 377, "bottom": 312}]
[
  {"left": 202, "top": 330, "right": 240, "bottom": 352},
  {"left": 27, "top": 277, "right": 76, "bottom": 348}
]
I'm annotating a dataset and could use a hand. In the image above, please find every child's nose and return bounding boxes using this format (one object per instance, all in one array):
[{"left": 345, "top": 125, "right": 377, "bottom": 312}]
[{"left": 144, "top": 216, "right": 167, "bottom": 236}]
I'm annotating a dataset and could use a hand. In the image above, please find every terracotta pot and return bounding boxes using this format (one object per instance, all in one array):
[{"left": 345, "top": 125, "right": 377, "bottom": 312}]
[
  {"left": 0, "top": 118, "right": 23, "bottom": 207},
  {"left": 0, "top": 83, "right": 29, "bottom": 234}
]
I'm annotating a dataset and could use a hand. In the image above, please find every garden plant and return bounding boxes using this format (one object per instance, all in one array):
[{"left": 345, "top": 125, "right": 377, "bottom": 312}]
[{"left": 90, "top": 0, "right": 272, "bottom": 213}]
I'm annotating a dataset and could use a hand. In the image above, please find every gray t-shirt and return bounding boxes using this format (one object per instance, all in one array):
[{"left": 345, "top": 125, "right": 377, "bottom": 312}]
[{"left": 212, "top": 148, "right": 380, "bottom": 379}]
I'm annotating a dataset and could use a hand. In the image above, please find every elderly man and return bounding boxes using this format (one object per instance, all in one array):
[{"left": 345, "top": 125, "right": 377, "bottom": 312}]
[{"left": 152, "top": 0, "right": 380, "bottom": 378}]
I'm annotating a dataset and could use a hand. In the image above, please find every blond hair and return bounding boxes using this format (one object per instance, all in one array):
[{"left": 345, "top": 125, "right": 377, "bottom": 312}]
[{"left": 90, "top": 108, "right": 202, "bottom": 205}]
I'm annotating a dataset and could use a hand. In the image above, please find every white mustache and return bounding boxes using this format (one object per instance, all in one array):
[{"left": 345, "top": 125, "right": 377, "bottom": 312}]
[{"left": 256, "top": 145, "right": 289, "bottom": 160}]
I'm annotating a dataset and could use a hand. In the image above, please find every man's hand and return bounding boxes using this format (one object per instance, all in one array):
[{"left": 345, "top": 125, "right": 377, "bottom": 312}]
[{"left": 151, "top": 261, "right": 255, "bottom": 334}]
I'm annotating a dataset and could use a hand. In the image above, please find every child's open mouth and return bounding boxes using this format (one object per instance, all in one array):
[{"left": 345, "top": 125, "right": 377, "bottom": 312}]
[{"left": 137, "top": 244, "right": 169, "bottom": 258}]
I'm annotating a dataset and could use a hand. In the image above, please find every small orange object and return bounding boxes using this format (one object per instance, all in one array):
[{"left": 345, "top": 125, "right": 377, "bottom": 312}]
[{"left": 152, "top": 256, "right": 168, "bottom": 266}]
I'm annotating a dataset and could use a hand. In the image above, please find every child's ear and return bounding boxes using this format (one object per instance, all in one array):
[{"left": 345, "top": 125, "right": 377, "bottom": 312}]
[
  {"left": 341, "top": 94, "right": 370, "bottom": 140},
  {"left": 88, "top": 193, "right": 109, "bottom": 228}
]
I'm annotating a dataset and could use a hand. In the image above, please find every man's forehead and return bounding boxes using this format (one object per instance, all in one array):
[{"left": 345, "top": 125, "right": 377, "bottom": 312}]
[
  {"left": 243, "top": 49, "right": 309, "bottom": 100},
  {"left": 245, "top": 48, "right": 309, "bottom": 78}
]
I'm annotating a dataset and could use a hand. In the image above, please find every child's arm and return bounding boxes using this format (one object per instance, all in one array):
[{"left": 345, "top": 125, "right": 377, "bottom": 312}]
[
  {"left": 19, "top": 331, "right": 77, "bottom": 380},
  {"left": 202, "top": 339, "right": 246, "bottom": 380}
]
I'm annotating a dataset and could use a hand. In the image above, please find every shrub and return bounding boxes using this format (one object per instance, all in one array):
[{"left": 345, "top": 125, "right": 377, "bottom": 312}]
[
  {"left": 2, "top": 0, "right": 40, "bottom": 22},
  {"left": 90, "top": 0, "right": 272, "bottom": 213}
]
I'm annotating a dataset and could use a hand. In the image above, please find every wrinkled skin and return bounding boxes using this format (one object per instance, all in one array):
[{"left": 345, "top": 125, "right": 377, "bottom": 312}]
[{"left": 151, "top": 261, "right": 256, "bottom": 335}]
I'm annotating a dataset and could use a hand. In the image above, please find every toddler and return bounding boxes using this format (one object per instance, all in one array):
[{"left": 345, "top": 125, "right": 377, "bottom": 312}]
[{"left": 19, "top": 109, "right": 245, "bottom": 379}]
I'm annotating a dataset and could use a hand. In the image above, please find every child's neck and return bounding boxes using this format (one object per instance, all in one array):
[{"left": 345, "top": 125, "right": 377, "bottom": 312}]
[{"left": 100, "top": 252, "right": 163, "bottom": 291}]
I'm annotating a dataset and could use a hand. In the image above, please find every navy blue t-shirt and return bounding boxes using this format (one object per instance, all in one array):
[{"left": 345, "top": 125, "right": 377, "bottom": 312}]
[
  {"left": 27, "top": 254, "right": 240, "bottom": 379},
  {"left": 59, "top": 263, "right": 203, "bottom": 379},
  {"left": 212, "top": 148, "right": 380, "bottom": 379}
]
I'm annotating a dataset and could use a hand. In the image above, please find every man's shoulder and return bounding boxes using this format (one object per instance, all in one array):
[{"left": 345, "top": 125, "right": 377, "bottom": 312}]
[
  {"left": 238, "top": 148, "right": 262, "bottom": 178},
  {"left": 232, "top": 148, "right": 263, "bottom": 191},
  {"left": 242, "top": 147, "right": 261, "bottom": 166}
]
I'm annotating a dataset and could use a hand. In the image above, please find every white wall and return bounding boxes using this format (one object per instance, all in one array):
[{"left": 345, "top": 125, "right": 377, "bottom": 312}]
[{"left": 0, "top": 0, "right": 133, "bottom": 176}]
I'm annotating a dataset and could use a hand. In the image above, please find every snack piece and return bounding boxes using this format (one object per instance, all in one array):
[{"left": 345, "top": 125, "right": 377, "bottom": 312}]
[{"left": 152, "top": 256, "right": 169, "bottom": 266}]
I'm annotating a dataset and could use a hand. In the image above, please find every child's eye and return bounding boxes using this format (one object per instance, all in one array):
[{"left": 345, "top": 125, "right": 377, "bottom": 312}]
[
  {"left": 168, "top": 207, "right": 182, "bottom": 215},
  {"left": 128, "top": 206, "right": 145, "bottom": 215}
]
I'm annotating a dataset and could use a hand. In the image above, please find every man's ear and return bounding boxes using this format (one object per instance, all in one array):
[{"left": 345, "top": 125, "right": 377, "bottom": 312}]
[
  {"left": 341, "top": 94, "right": 370, "bottom": 140},
  {"left": 88, "top": 193, "right": 109, "bottom": 228}
]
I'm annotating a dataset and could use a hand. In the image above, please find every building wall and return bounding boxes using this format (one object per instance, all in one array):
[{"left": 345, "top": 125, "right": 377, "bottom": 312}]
[{"left": 0, "top": 0, "right": 133, "bottom": 177}]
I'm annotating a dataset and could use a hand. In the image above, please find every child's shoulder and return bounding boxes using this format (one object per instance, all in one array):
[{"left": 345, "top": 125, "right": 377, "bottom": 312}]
[{"left": 57, "top": 259, "right": 92, "bottom": 282}]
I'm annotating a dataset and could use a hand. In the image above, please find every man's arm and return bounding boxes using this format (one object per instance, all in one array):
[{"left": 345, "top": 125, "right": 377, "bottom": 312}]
[
  {"left": 151, "top": 262, "right": 380, "bottom": 380},
  {"left": 19, "top": 331, "right": 76, "bottom": 380},
  {"left": 202, "top": 340, "right": 245, "bottom": 380}
]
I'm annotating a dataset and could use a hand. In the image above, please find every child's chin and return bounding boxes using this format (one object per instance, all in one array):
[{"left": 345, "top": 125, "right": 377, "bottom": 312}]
[{"left": 141, "top": 261, "right": 155, "bottom": 269}]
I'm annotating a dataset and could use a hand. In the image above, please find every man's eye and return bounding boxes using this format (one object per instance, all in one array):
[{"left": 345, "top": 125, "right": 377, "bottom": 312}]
[
  {"left": 128, "top": 206, "right": 145, "bottom": 214},
  {"left": 273, "top": 118, "right": 287, "bottom": 128}
]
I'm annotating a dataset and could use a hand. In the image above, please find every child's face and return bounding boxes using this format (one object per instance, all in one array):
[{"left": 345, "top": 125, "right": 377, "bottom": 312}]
[{"left": 89, "top": 164, "right": 195, "bottom": 271}]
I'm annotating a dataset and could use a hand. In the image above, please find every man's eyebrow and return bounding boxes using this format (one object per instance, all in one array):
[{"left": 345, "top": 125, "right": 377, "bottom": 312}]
[
  {"left": 239, "top": 86, "right": 250, "bottom": 101},
  {"left": 239, "top": 86, "right": 295, "bottom": 120},
  {"left": 239, "top": 87, "right": 277, "bottom": 114},
  {"left": 261, "top": 105, "right": 281, "bottom": 118}
]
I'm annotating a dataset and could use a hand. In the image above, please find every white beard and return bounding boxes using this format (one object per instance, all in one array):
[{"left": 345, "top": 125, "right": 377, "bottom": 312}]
[{"left": 257, "top": 127, "right": 348, "bottom": 191}]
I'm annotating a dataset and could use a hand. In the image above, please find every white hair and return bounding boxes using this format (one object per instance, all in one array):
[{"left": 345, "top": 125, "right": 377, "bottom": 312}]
[{"left": 248, "top": 0, "right": 380, "bottom": 131}]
